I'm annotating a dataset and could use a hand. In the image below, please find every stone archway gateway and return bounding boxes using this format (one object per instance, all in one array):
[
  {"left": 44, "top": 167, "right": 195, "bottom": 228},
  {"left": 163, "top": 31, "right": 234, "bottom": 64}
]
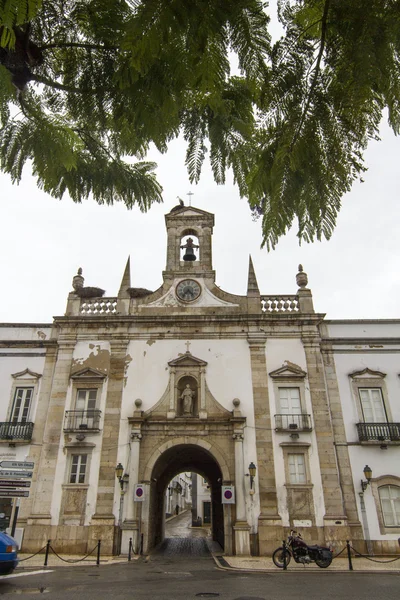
[{"left": 145, "top": 443, "right": 227, "bottom": 551}]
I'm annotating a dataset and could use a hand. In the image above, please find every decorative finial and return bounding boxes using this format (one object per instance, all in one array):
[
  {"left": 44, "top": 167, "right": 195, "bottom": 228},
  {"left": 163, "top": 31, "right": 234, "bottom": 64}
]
[
  {"left": 72, "top": 268, "right": 84, "bottom": 291},
  {"left": 296, "top": 264, "right": 308, "bottom": 289},
  {"left": 135, "top": 399, "right": 142, "bottom": 408},
  {"left": 232, "top": 398, "right": 240, "bottom": 408},
  {"left": 186, "top": 191, "right": 194, "bottom": 206}
]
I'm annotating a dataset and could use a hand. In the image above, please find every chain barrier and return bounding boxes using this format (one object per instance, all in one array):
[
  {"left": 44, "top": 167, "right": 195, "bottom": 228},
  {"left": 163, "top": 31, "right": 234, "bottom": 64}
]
[
  {"left": 48, "top": 540, "right": 100, "bottom": 564},
  {"left": 18, "top": 545, "right": 47, "bottom": 562},
  {"left": 349, "top": 545, "right": 400, "bottom": 564},
  {"left": 331, "top": 545, "right": 346, "bottom": 559}
]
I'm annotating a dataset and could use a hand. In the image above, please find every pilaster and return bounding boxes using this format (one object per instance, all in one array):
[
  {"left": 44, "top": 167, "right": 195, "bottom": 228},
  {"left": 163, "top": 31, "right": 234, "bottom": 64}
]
[
  {"left": 90, "top": 340, "right": 128, "bottom": 552},
  {"left": 28, "top": 337, "right": 76, "bottom": 522},
  {"left": 248, "top": 334, "right": 282, "bottom": 553},
  {"left": 302, "top": 330, "right": 350, "bottom": 543}
]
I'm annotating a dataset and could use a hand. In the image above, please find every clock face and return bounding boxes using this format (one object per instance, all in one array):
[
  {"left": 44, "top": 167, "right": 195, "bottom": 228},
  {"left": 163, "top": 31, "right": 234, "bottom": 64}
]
[{"left": 176, "top": 279, "right": 201, "bottom": 302}]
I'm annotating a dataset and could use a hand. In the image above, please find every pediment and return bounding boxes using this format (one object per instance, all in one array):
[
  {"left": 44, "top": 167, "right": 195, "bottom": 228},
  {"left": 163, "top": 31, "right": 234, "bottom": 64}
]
[
  {"left": 168, "top": 206, "right": 213, "bottom": 218},
  {"left": 349, "top": 368, "right": 386, "bottom": 379},
  {"left": 12, "top": 368, "right": 42, "bottom": 380},
  {"left": 70, "top": 367, "right": 107, "bottom": 380},
  {"left": 168, "top": 353, "right": 208, "bottom": 368},
  {"left": 269, "top": 364, "right": 307, "bottom": 380}
]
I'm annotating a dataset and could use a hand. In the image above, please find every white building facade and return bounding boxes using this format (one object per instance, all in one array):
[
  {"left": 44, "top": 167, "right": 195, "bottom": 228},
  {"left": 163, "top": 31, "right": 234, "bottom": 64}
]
[{"left": 0, "top": 204, "right": 398, "bottom": 556}]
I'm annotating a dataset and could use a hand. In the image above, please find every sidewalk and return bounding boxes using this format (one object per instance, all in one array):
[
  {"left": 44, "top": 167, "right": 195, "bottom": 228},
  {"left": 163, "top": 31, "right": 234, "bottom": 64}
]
[{"left": 215, "top": 554, "right": 400, "bottom": 573}]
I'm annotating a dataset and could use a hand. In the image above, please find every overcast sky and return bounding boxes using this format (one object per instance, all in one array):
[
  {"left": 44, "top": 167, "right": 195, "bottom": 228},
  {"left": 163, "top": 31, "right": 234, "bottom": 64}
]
[{"left": 1, "top": 6, "right": 399, "bottom": 324}]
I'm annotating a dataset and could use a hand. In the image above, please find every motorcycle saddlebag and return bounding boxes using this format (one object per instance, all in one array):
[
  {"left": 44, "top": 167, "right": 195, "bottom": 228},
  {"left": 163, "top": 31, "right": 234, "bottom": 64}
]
[{"left": 319, "top": 548, "right": 333, "bottom": 560}]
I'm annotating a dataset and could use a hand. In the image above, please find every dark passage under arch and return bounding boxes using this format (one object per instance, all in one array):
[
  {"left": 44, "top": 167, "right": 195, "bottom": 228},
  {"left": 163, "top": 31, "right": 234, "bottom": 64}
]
[{"left": 148, "top": 444, "right": 224, "bottom": 551}]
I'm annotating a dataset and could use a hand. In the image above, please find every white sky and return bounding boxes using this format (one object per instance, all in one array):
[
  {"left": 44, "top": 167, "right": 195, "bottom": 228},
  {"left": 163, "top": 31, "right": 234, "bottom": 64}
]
[{"left": 0, "top": 4, "right": 399, "bottom": 323}]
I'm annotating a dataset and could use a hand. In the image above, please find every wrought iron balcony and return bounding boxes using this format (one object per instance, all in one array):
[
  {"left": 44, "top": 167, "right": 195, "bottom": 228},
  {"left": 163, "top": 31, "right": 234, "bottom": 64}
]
[
  {"left": 0, "top": 421, "right": 34, "bottom": 441},
  {"left": 356, "top": 422, "right": 400, "bottom": 442},
  {"left": 64, "top": 410, "right": 101, "bottom": 432},
  {"left": 274, "top": 413, "right": 312, "bottom": 432}
]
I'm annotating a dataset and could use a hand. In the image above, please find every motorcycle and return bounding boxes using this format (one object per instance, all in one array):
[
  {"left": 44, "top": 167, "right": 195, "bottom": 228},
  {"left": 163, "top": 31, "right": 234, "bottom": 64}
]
[{"left": 272, "top": 530, "right": 333, "bottom": 568}]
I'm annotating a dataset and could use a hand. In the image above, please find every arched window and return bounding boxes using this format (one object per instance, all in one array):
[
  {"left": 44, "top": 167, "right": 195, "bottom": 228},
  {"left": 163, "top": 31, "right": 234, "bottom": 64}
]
[{"left": 379, "top": 485, "right": 400, "bottom": 526}]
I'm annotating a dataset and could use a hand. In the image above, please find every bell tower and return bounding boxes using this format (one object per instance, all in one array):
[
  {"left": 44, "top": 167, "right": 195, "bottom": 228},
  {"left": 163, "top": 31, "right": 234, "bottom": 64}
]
[{"left": 163, "top": 205, "right": 215, "bottom": 283}]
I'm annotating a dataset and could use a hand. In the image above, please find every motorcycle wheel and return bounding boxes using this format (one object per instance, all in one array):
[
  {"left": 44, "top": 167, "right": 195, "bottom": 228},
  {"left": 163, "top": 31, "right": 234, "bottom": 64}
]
[
  {"left": 315, "top": 556, "right": 332, "bottom": 568},
  {"left": 272, "top": 547, "right": 292, "bottom": 568}
]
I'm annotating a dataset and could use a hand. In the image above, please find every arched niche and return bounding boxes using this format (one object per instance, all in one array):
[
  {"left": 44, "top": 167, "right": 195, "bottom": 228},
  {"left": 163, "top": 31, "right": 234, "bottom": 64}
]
[{"left": 177, "top": 375, "right": 198, "bottom": 417}]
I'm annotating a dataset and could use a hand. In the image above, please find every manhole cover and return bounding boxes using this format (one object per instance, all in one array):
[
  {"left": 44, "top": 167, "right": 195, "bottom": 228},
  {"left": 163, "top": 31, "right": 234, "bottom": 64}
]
[{"left": 195, "top": 595, "right": 220, "bottom": 598}]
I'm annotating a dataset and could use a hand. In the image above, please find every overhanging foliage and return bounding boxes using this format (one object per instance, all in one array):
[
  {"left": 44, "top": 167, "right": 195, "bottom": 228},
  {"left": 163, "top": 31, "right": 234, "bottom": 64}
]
[{"left": 1, "top": 1, "right": 399, "bottom": 247}]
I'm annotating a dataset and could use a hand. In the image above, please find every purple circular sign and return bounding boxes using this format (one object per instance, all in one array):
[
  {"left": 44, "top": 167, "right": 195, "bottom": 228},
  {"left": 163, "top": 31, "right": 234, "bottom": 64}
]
[
  {"left": 224, "top": 489, "right": 233, "bottom": 499},
  {"left": 136, "top": 487, "right": 143, "bottom": 497}
]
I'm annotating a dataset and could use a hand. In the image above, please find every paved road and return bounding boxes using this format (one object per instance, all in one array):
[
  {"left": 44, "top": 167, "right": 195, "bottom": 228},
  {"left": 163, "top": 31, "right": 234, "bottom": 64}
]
[
  {"left": 2, "top": 513, "right": 399, "bottom": 599},
  {"left": 1, "top": 552, "right": 399, "bottom": 600}
]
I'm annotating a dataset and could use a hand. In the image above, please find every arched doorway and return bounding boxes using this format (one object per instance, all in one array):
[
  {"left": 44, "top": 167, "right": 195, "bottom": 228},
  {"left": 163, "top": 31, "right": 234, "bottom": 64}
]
[{"left": 145, "top": 444, "right": 227, "bottom": 552}]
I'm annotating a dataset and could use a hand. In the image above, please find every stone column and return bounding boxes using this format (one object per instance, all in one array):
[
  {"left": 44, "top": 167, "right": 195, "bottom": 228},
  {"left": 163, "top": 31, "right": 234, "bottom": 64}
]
[
  {"left": 248, "top": 334, "right": 282, "bottom": 555},
  {"left": 121, "top": 429, "right": 142, "bottom": 553},
  {"left": 233, "top": 432, "right": 251, "bottom": 555},
  {"left": 302, "top": 330, "right": 350, "bottom": 543},
  {"left": 90, "top": 340, "right": 128, "bottom": 553}
]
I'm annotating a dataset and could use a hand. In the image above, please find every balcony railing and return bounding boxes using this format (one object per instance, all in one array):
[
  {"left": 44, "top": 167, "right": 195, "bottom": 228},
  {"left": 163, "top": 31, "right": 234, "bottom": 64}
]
[
  {"left": 356, "top": 422, "right": 400, "bottom": 442},
  {"left": 0, "top": 421, "right": 34, "bottom": 441},
  {"left": 274, "top": 413, "right": 312, "bottom": 431},
  {"left": 64, "top": 410, "right": 101, "bottom": 432}
]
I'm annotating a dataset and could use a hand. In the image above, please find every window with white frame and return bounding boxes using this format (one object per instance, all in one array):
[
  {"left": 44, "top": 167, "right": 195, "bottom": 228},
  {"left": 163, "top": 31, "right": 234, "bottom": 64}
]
[
  {"left": 76, "top": 389, "right": 97, "bottom": 412},
  {"left": 379, "top": 485, "right": 400, "bottom": 526},
  {"left": 288, "top": 453, "right": 306, "bottom": 484},
  {"left": 11, "top": 387, "right": 33, "bottom": 422},
  {"left": 278, "top": 388, "right": 301, "bottom": 414},
  {"left": 359, "top": 388, "right": 387, "bottom": 423},
  {"left": 69, "top": 454, "right": 88, "bottom": 484}
]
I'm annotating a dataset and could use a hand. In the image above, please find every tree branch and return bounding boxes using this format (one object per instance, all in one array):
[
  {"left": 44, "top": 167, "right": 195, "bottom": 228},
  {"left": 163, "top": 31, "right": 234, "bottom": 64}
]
[
  {"left": 40, "top": 42, "right": 117, "bottom": 51},
  {"left": 290, "top": 0, "right": 331, "bottom": 150},
  {"left": 30, "top": 73, "right": 104, "bottom": 94}
]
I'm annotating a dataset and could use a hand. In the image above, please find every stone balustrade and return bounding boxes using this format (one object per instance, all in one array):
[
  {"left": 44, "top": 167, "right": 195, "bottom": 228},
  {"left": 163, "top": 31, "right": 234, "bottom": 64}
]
[
  {"left": 260, "top": 295, "right": 299, "bottom": 313},
  {"left": 79, "top": 297, "right": 118, "bottom": 315}
]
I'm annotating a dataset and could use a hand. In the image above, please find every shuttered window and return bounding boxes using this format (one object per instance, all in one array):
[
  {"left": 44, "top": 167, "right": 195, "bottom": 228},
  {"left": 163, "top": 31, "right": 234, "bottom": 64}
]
[
  {"left": 288, "top": 454, "right": 306, "bottom": 484},
  {"left": 359, "top": 388, "right": 387, "bottom": 423},
  {"left": 279, "top": 388, "right": 301, "bottom": 414},
  {"left": 11, "top": 387, "right": 33, "bottom": 423},
  {"left": 379, "top": 486, "right": 400, "bottom": 526}
]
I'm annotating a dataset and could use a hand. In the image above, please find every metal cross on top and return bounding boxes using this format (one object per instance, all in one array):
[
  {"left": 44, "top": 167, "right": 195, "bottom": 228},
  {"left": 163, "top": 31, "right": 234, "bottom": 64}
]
[
  {"left": 186, "top": 191, "right": 194, "bottom": 206},
  {"left": 185, "top": 340, "right": 191, "bottom": 353}
]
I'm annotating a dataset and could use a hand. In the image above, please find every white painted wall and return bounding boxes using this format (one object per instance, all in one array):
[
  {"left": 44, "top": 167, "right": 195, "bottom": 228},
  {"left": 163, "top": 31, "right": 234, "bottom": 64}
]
[{"left": 329, "top": 323, "right": 400, "bottom": 541}]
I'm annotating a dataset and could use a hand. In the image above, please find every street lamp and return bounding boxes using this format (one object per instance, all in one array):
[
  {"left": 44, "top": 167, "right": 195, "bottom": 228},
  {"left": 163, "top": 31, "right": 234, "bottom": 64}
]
[
  {"left": 248, "top": 462, "right": 256, "bottom": 491},
  {"left": 115, "top": 463, "right": 124, "bottom": 490},
  {"left": 361, "top": 465, "right": 372, "bottom": 492}
]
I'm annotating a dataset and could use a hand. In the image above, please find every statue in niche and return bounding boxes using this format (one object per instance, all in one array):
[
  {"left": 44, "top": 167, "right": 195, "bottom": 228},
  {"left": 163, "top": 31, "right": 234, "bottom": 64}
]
[{"left": 180, "top": 384, "right": 195, "bottom": 416}]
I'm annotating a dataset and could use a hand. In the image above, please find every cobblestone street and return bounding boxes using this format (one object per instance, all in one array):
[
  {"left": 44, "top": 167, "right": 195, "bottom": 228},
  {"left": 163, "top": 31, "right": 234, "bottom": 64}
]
[{"left": 154, "top": 510, "right": 212, "bottom": 556}]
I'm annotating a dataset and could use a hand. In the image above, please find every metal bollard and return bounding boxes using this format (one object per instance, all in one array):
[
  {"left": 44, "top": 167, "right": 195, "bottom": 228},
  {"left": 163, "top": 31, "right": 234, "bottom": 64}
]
[
  {"left": 346, "top": 540, "right": 353, "bottom": 571},
  {"left": 96, "top": 539, "right": 101, "bottom": 566},
  {"left": 44, "top": 540, "right": 51, "bottom": 567},
  {"left": 128, "top": 537, "right": 132, "bottom": 561},
  {"left": 283, "top": 540, "right": 287, "bottom": 571},
  {"left": 140, "top": 533, "right": 144, "bottom": 555}
]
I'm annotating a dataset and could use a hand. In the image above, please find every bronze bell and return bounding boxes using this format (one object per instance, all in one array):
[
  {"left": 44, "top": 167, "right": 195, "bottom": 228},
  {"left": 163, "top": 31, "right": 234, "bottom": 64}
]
[{"left": 181, "top": 237, "right": 198, "bottom": 261}]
